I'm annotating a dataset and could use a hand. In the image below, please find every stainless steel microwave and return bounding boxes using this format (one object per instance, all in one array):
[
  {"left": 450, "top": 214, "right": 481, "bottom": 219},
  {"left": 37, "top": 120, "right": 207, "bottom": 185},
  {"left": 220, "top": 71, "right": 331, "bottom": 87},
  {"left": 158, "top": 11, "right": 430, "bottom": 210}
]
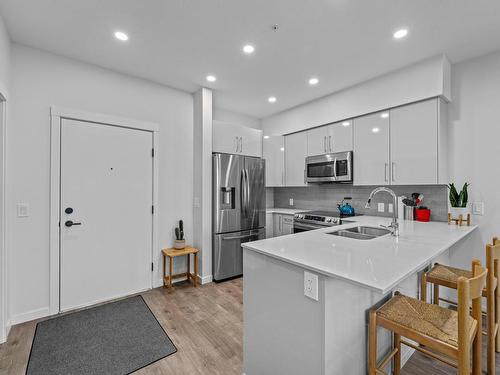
[{"left": 305, "top": 151, "right": 353, "bottom": 183}]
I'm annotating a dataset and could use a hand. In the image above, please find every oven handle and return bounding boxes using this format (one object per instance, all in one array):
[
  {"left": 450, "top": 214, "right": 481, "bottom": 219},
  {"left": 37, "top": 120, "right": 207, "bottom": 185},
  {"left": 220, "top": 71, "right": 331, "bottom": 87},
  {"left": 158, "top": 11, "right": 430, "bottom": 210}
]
[
  {"left": 333, "top": 156, "right": 337, "bottom": 180},
  {"left": 293, "top": 222, "right": 326, "bottom": 231}
]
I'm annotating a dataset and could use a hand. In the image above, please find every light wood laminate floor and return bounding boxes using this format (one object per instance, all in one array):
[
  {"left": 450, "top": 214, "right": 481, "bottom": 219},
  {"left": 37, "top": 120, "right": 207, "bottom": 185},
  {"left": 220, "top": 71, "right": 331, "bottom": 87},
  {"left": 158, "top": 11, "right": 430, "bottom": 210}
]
[{"left": 0, "top": 278, "right": 498, "bottom": 374}]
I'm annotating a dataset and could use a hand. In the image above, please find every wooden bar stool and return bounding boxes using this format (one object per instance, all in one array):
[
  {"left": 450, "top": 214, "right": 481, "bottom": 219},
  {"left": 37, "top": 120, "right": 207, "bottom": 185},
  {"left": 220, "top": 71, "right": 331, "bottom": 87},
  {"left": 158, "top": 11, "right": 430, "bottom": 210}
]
[
  {"left": 162, "top": 246, "right": 199, "bottom": 289},
  {"left": 421, "top": 240, "right": 500, "bottom": 374},
  {"left": 369, "top": 261, "right": 487, "bottom": 375}
]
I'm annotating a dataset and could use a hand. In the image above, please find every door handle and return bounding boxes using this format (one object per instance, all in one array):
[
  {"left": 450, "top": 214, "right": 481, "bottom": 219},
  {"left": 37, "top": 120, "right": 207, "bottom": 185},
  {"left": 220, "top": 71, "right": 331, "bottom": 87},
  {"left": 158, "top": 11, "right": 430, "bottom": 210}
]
[
  {"left": 329, "top": 136, "right": 333, "bottom": 152},
  {"left": 235, "top": 136, "right": 239, "bottom": 153},
  {"left": 222, "top": 233, "right": 255, "bottom": 240},
  {"left": 392, "top": 162, "right": 396, "bottom": 182},
  {"left": 323, "top": 136, "right": 327, "bottom": 153},
  {"left": 65, "top": 220, "right": 82, "bottom": 227},
  {"left": 333, "top": 157, "right": 337, "bottom": 180},
  {"left": 384, "top": 163, "right": 388, "bottom": 182},
  {"left": 239, "top": 137, "right": 243, "bottom": 153}
]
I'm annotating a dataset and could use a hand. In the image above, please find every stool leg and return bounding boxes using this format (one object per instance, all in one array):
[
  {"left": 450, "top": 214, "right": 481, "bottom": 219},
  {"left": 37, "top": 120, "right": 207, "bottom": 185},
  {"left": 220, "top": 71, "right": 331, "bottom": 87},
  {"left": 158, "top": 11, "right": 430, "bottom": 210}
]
[
  {"left": 433, "top": 284, "right": 439, "bottom": 305},
  {"left": 472, "top": 299, "right": 482, "bottom": 375},
  {"left": 496, "top": 288, "right": 500, "bottom": 352},
  {"left": 369, "top": 310, "right": 377, "bottom": 375},
  {"left": 187, "top": 254, "right": 191, "bottom": 284},
  {"left": 168, "top": 256, "right": 173, "bottom": 288},
  {"left": 194, "top": 253, "right": 198, "bottom": 287},
  {"left": 487, "top": 284, "right": 495, "bottom": 374},
  {"left": 421, "top": 272, "right": 427, "bottom": 302},
  {"left": 162, "top": 254, "right": 166, "bottom": 287},
  {"left": 393, "top": 333, "right": 401, "bottom": 375}
]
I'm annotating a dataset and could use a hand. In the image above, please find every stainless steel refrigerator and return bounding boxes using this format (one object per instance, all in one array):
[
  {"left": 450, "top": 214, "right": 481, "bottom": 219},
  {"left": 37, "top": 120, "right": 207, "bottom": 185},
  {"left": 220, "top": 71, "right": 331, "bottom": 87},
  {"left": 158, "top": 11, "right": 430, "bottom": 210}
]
[{"left": 213, "top": 153, "right": 265, "bottom": 281}]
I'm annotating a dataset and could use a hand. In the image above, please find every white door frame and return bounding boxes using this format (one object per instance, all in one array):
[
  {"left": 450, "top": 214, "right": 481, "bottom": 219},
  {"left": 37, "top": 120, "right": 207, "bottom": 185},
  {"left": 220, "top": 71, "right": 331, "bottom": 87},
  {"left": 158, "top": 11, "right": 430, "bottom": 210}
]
[
  {"left": 0, "top": 90, "right": 7, "bottom": 343},
  {"left": 49, "top": 106, "right": 159, "bottom": 315}
]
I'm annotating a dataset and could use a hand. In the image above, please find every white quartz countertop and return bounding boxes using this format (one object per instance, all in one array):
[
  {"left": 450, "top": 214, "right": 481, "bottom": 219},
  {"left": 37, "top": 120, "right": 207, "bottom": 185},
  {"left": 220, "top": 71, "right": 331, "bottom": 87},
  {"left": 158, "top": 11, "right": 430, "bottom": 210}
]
[
  {"left": 242, "top": 216, "right": 477, "bottom": 294},
  {"left": 266, "top": 208, "right": 306, "bottom": 215}
]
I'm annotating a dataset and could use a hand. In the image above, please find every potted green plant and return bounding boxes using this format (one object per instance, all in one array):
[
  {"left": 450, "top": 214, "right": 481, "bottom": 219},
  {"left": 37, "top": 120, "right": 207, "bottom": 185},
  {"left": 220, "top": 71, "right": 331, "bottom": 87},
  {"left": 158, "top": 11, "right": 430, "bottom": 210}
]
[
  {"left": 448, "top": 182, "right": 470, "bottom": 218},
  {"left": 174, "top": 220, "right": 185, "bottom": 249}
]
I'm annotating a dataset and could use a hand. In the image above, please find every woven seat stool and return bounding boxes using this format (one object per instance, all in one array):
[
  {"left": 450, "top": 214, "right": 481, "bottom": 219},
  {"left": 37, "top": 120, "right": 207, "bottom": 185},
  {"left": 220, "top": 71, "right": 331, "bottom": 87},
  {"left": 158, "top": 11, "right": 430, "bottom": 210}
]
[
  {"left": 421, "top": 239, "right": 500, "bottom": 374},
  {"left": 369, "top": 262, "right": 487, "bottom": 375}
]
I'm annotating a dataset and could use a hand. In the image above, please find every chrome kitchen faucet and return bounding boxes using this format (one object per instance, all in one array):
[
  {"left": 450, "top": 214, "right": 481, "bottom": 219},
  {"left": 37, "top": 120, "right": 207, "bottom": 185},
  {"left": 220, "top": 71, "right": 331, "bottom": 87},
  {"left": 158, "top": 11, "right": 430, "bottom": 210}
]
[{"left": 365, "top": 187, "right": 399, "bottom": 237}]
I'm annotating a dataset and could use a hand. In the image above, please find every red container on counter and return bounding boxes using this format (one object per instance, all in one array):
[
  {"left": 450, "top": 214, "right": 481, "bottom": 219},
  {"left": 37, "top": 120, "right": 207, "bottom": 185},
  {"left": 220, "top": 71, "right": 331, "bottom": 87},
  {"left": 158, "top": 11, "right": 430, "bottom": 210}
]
[{"left": 415, "top": 208, "right": 431, "bottom": 222}]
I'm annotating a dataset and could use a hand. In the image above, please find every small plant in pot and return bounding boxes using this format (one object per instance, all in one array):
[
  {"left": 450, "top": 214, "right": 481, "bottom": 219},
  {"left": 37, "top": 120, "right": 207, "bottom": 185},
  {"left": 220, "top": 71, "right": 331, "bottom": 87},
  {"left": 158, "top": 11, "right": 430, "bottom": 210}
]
[
  {"left": 174, "top": 220, "right": 186, "bottom": 249},
  {"left": 448, "top": 182, "right": 470, "bottom": 218}
]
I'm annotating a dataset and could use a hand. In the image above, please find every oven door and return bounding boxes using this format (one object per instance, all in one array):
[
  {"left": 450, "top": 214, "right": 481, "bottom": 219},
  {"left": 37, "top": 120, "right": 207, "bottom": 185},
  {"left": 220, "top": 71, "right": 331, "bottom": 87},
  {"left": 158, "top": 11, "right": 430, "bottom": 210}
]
[{"left": 293, "top": 222, "right": 323, "bottom": 233}]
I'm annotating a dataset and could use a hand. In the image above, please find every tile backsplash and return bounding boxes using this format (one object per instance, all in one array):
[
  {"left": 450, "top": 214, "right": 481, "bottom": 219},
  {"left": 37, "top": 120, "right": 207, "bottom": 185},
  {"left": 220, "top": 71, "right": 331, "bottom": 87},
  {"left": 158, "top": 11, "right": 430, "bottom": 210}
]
[{"left": 271, "top": 184, "right": 448, "bottom": 222}]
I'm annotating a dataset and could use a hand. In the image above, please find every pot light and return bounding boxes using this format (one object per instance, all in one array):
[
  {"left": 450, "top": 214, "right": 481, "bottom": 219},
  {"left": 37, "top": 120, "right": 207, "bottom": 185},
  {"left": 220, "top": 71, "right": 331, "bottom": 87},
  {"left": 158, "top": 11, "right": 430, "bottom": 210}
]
[
  {"left": 206, "top": 75, "right": 217, "bottom": 82},
  {"left": 342, "top": 121, "right": 350, "bottom": 127},
  {"left": 393, "top": 28, "right": 408, "bottom": 39},
  {"left": 114, "top": 31, "right": 129, "bottom": 41},
  {"left": 264, "top": 135, "right": 270, "bottom": 139},
  {"left": 372, "top": 127, "right": 380, "bottom": 133},
  {"left": 280, "top": 147, "right": 285, "bottom": 151},
  {"left": 268, "top": 96, "right": 277, "bottom": 103},
  {"left": 308, "top": 77, "right": 319, "bottom": 86},
  {"left": 243, "top": 44, "right": 255, "bottom": 54},
  {"left": 381, "top": 112, "right": 389, "bottom": 118}
]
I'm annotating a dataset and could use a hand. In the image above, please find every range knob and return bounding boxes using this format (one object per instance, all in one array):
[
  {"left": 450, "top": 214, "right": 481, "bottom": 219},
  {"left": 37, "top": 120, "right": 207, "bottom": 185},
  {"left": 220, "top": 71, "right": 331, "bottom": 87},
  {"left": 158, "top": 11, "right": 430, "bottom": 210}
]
[{"left": 326, "top": 218, "right": 332, "bottom": 223}]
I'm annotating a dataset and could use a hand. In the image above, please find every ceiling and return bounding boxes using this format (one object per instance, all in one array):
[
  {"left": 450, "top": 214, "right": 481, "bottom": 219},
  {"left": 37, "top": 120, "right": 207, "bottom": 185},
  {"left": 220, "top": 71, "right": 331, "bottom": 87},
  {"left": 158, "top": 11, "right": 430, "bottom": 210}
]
[{"left": 1, "top": 0, "right": 500, "bottom": 119}]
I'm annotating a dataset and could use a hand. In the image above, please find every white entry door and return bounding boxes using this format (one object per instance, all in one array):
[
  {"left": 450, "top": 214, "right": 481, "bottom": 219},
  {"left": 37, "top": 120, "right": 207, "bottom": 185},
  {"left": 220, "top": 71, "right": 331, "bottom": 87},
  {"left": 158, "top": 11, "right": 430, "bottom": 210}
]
[{"left": 60, "top": 119, "right": 153, "bottom": 311}]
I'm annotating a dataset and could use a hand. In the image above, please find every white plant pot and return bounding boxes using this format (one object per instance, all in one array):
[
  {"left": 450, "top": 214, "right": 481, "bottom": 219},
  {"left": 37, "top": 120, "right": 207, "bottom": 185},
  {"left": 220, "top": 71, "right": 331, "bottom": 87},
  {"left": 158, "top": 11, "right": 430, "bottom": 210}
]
[
  {"left": 174, "top": 239, "right": 186, "bottom": 250},
  {"left": 449, "top": 206, "right": 470, "bottom": 219}
]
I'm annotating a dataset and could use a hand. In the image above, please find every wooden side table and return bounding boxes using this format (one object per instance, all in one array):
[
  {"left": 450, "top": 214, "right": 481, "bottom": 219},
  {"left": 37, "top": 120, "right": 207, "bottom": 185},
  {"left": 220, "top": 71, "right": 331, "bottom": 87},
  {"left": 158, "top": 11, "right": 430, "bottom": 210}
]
[{"left": 162, "top": 246, "right": 199, "bottom": 288}]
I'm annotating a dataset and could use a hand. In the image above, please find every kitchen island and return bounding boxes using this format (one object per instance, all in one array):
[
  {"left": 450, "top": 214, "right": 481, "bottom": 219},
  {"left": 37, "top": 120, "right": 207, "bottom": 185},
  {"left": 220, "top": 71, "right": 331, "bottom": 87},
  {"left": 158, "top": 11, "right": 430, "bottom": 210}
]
[{"left": 242, "top": 216, "right": 478, "bottom": 375}]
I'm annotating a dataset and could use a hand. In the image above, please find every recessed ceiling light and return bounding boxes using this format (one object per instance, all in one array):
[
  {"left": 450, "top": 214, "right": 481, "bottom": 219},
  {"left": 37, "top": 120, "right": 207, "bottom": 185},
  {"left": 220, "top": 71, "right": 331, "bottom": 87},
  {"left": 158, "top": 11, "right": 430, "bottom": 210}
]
[
  {"left": 381, "top": 112, "right": 389, "bottom": 118},
  {"left": 308, "top": 77, "right": 319, "bottom": 86},
  {"left": 114, "top": 31, "right": 129, "bottom": 41},
  {"left": 206, "top": 75, "right": 216, "bottom": 82},
  {"left": 372, "top": 127, "right": 380, "bottom": 133},
  {"left": 342, "top": 121, "right": 350, "bottom": 127},
  {"left": 280, "top": 147, "right": 285, "bottom": 151},
  {"left": 268, "top": 96, "right": 277, "bottom": 103},
  {"left": 264, "top": 135, "right": 270, "bottom": 139},
  {"left": 243, "top": 44, "right": 255, "bottom": 54},
  {"left": 393, "top": 28, "right": 408, "bottom": 39}
]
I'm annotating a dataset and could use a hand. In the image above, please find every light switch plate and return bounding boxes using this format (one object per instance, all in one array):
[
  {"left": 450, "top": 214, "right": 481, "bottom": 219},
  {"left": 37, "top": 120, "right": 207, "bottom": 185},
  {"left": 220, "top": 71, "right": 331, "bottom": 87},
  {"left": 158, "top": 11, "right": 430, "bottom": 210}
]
[
  {"left": 472, "top": 202, "right": 484, "bottom": 216},
  {"left": 289, "top": 198, "right": 294, "bottom": 206},
  {"left": 17, "top": 203, "right": 29, "bottom": 217},
  {"left": 304, "top": 271, "right": 319, "bottom": 301},
  {"left": 378, "top": 203, "right": 385, "bottom": 212}
]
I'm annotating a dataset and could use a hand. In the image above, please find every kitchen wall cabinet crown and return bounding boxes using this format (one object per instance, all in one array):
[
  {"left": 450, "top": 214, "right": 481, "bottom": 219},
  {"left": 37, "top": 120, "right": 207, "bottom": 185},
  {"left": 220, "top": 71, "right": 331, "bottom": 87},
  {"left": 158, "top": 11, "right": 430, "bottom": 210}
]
[
  {"left": 213, "top": 120, "right": 262, "bottom": 157},
  {"left": 306, "top": 121, "right": 353, "bottom": 156},
  {"left": 263, "top": 135, "right": 285, "bottom": 187},
  {"left": 353, "top": 97, "right": 448, "bottom": 185}
]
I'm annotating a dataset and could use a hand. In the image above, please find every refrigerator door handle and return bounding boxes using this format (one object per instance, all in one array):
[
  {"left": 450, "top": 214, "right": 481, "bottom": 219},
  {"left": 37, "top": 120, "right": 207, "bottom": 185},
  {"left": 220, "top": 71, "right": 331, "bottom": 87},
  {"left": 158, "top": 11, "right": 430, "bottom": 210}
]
[
  {"left": 222, "top": 233, "right": 255, "bottom": 241},
  {"left": 240, "top": 169, "right": 246, "bottom": 216},
  {"left": 245, "top": 169, "right": 251, "bottom": 216}
]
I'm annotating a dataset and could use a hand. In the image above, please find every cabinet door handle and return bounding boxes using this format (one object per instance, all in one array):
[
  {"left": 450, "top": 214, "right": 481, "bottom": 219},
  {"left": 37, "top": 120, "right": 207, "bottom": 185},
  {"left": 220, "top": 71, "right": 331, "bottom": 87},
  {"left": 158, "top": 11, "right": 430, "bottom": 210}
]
[
  {"left": 384, "top": 163, "right": 388, "bottom": 182},
  {"left": 329, "top": 136, "right": 333, "bottom": 152},
  {"left": 239, "top": 137, "right": 243, "bottom": 153},
  {"left": 323, "top": 136, "right": 327, "bottom": 153},
  {"left": 392, "top": 162, "right": 396, "bottom": 182},
  {"left": 235, "top": 137, "right": 239, "bottom": 152}
]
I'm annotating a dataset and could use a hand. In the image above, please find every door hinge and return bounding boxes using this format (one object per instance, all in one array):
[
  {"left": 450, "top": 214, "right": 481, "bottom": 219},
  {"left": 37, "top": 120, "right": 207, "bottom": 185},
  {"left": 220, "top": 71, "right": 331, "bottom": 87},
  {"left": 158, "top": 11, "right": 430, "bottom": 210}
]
[
  {"left": 151, "top": 205, "right": 154, "bottom": 214},
  {"left": 151, "top": 148, "right": 154, "bottom": 157},
  {"left": 151, "top": 262, "right": 154, "bottom": 271}
]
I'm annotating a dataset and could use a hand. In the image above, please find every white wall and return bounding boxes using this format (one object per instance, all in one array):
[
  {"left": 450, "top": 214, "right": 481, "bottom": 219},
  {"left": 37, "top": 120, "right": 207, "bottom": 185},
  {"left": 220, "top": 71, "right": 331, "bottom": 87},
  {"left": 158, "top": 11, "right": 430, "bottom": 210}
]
[
  {"left": 213, "top": 107, "right": 261, "bottom": 129},
  {"left": 0, "top": 13, "right": 10, "bottom": 343},
  {"left": 448, "top": 50, "right": 500, "bottom": 265},
  {"left": 262, "top": 55, "right": 451, "bottom": 135},
  {"left": 7, "top": 44, "right": 193, "bottom": 324}
]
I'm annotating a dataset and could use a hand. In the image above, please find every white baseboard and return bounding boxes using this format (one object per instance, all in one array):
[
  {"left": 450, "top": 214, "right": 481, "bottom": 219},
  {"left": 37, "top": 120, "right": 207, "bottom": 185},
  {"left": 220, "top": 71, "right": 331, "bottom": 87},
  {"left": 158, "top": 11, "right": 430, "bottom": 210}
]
[
  {"left": 199, "top": 274, "right": 212, "bottom": 284},
  {"left": 10, "top": 307, "right": 50, "bottom": 325},
  {"left": 154, "top": 274, "right": 212, "bottom": 288}
]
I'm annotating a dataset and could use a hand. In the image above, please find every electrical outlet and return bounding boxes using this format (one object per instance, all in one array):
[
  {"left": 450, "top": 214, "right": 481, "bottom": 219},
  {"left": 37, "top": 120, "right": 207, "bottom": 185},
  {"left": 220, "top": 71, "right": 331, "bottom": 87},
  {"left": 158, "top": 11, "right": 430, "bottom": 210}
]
[
  {"left": 378, "top": 203, "right": 385, "bottom": 212},
  {"left": 289, "top": 198, "right": 294, "bottom": 206},
  {"left": 388, "top": 203, "right": 393, "bottom": 213},
  {"left": 17, "top": 203, "right": 30, "bottom": 217},
  {"left": 304, "top": 271, "right": 318, "bottom": 301},
  {"left": 472, "top": 202, "right": 484, "bottom": 216}
]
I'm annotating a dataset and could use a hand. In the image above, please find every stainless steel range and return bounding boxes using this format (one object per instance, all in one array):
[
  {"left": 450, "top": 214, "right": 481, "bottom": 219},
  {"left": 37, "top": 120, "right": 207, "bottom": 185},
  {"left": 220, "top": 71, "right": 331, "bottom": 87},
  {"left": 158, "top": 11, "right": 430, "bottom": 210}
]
[{"left": 293, "top": 210, "right": 355, "bottom": 233}]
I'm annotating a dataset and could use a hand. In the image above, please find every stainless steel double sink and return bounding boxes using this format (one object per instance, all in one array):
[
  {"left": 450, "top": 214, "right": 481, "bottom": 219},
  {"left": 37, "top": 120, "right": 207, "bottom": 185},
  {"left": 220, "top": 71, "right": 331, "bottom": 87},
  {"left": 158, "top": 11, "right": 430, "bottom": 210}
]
[{"left": 327, "top": 226, "right": 391, "bottom": 240}]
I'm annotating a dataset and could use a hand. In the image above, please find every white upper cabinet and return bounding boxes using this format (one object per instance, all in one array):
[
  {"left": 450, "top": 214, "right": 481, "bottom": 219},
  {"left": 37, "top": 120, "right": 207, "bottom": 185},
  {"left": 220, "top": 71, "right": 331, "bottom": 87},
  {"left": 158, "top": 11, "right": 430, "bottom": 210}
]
[
  {"left": 212, "top": 121, "right": 262, "bottom": 157},
  {"left": 285, "top": 132, "right": 307, "bottom": 186},
  {"left": 307, "top": 121, "right": 353, "bottom": 156},
  {"left": 353, "top": 112, "right": 390, "bottom": 185},
  {"left": 390, "top": 99, "right": 439, "bottom": 185},
  {"left": 263, "top": 135, "right": 285, "bottom": 187},
  {"left": 328, "top": 121, "right": 353, "bottom": 153}
]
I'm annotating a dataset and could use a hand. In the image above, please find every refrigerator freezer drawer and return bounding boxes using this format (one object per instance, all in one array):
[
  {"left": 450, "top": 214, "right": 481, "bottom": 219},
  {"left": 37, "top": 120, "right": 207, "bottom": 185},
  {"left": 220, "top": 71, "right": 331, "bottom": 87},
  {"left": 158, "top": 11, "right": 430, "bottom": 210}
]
[{"left": 213, "top": 228, "right": 265, "bottom": 281}]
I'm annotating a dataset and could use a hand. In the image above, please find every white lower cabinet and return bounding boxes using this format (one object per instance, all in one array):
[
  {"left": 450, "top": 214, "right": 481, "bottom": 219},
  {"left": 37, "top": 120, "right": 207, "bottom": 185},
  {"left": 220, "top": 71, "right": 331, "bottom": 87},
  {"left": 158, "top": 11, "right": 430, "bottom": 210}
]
[
  {"left": 284, "top": 132, "right": 307, "bottom": 186},
  {"left": 273, "top": 214, "right": 294, "bottom": 237},
  {"left": 265, "top": 213, "right": 273, "bottom": 238}
]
